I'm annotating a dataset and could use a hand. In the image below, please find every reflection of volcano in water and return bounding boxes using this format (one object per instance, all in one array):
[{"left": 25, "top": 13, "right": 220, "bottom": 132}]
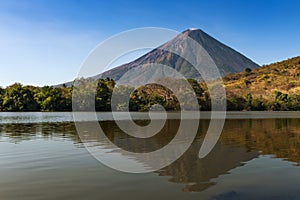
[
  {"left": 99, "top": 119, "right": 259, "bottom": 192},
  {"left": 157, "top": 139, "right": 258, "bottom": 192},
  {"left": 2, "top": 118, "right": 300, "bottom": 193}
]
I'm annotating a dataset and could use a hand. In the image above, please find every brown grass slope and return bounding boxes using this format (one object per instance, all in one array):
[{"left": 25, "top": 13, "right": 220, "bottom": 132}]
[{"left": 223, "top": 56, "right": 300, "bottom": 100}]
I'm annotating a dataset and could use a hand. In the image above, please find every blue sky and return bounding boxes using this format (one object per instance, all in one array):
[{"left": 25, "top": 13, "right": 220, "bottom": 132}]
[{"left": 0, "top": 0, "right": 300, "bottom": 86}]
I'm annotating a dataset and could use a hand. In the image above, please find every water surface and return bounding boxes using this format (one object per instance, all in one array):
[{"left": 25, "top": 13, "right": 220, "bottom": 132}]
[{"left": 1, "top": 112, "right": 300, "bottom": 200}]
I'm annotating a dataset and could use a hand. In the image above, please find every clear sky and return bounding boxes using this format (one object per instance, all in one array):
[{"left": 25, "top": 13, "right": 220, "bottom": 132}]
[{"left": 0, "top": 0, "right": 300, "bottom": 86}]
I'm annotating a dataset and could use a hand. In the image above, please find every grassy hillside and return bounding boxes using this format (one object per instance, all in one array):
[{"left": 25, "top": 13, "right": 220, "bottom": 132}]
[
  {"left": 223, "top": 56, "right": 300, "bottom": 110},
  {"left": 224, "top": 56, "right": 300, "bottom": 97}
]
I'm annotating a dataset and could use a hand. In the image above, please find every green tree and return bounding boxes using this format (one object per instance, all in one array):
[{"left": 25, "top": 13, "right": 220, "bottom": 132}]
[
  {"left": 245, "top": 68, "right": 252, "bottom": 73},
  {"left": 244, "top": 93, "right": 253, "bottom": 110},
  {"left": 227, "top": 95, "right": 246, "bottom": 110},
  {"left": 108, "top": 84, "right": 133, "bottom": 111},
  {"left": 0, "top": 87, "right": 4, "bottom": 111},
  {"left": 2, "top": 83, "right": 39, "bottom": 111},
  {"left": 251, "top": 97, "right": 267, "bottom": 111},
  {"left": 272, "top": 91, "right": 289, "bottom": 111},
  {"left": 35, "top": 86, "right": 71, "bottom": 111},
  {"left": 95, "top": 79, "right": 115, "bottom": 111}
]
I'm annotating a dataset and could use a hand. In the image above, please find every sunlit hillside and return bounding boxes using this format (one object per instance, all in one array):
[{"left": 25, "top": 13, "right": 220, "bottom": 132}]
[{"left": 224, "top": 56, "right": 300, "bottom": 96}]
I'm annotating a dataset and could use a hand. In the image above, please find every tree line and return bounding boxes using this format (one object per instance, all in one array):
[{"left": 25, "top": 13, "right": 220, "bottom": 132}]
[{"left": 0, "top": 78, "right": 300, "bottom": 111}]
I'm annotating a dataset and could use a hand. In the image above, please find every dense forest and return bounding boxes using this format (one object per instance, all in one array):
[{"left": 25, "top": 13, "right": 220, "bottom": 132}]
[{"left": 0, "top": 57, "right": 300, "bottom": 112}]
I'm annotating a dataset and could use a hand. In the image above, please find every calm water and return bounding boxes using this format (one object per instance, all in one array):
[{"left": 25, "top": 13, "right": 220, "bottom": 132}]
[{"left": 1, "top": 112, "right": 300, "bottom": 200}]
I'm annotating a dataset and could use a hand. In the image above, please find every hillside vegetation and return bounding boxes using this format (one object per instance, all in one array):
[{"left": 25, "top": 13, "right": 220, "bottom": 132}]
[
  {"left": 224, "top": 56, "right": 300, "bottom": 110},
  {"left": 224, "top": 56, "right": 300, "bottom": 97}
]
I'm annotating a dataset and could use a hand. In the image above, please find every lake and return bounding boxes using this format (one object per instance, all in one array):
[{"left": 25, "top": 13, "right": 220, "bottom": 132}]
[{"left": 1, "top": 112, "right": 300, "bottom": 200}]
